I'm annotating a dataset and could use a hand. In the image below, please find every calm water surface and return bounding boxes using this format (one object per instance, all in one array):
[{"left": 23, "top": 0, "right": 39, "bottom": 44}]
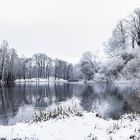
[{"left": 0, "top": 82, "right": 140, "bottom": 125}]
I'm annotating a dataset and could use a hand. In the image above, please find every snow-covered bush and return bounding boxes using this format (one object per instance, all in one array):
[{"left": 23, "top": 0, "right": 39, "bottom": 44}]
[
  {"left": 97, "top": 52, "right": 137, "bottom": 82},
  {"left": 121, "top": 56, "right": 140, "bottom": 80},
  {"left": 98, "top": 56, "right": 125, "bottom": 82},
  {"left": 33, "top": 105, "right": 83, "bottom": 122},
  {"left": 121, "top": 52, "right": 135, "bottom": 63}
]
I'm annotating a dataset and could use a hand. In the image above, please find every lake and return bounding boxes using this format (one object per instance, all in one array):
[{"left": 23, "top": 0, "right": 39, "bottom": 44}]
[{"left": 0, "top": 82, "right": 140, "bottom": 125}]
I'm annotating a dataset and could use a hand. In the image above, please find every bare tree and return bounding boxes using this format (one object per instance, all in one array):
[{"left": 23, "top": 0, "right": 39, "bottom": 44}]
[
  {"left": 33, "top": 53, "right": 48, "bottom": 78},
  {"left": 125, "top": 8, "right": 140, "bottom": 48},
  {"left": 0, "top": 40, "right": 9, "bottom": 83},
  {"left": 105, "top": 20, "right": 127, "bottom": 56},
  {"left": 6, "top": 48, "right": 17, "bottom": 82},
  {"left": 45, "top": 57, "right": 53, "bottom": 81},
  {"left": 80, "top": 52, "right": 99, "bottom": 80}
]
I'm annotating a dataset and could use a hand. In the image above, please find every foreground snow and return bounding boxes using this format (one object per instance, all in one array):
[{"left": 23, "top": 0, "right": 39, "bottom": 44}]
[{"left": 0, "top": 112, "right": 140, "bottom": 140}]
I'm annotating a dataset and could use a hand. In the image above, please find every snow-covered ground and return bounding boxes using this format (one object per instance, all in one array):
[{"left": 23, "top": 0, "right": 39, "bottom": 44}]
[
  {"left": 15, "top": 77, "right": 140, "bottom": 85},
  {"left": 0, "top": 112, "right": 140, "bottom": 140},
  {"left": 0, "top": 97, "right": 140, "bottom": 140},
  {"left": 114, "top": 78, "right": 140, "bottom": 84},
  {"left": 15, "top": 77, "right": 67, "bottom": 84}
]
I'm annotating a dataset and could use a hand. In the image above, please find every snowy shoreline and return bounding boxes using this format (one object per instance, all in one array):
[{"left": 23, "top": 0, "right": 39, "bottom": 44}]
[
  {"left": 15, "top": 78, "right": 68, "bottom": 84},
  {"left": 15, "top": 78, "right": 140, "bottom": 85},
  {"left": 0, "top": 112, "right": 140, "bottom": 140}
]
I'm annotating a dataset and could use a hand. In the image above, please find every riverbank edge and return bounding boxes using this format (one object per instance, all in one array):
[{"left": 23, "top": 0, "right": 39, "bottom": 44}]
[
  {"left": 0, "top": 111, "right": 140, "bottom": 140},
  {"left": 14, "top": 77, "right": 140, "bottom": 85}
]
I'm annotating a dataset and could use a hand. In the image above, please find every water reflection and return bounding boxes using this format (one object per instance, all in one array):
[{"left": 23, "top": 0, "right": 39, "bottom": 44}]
[{"left": 0, "top": 83, "right": 140, "bottom": 125}]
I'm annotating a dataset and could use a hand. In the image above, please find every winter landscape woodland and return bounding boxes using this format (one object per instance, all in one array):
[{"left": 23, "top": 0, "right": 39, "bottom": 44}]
[
  {"left": 1, "top": 3, "right": 140, "bottom": 140},
  {"left": 1, "top": 9, "right": 140, "bottom": 84}
]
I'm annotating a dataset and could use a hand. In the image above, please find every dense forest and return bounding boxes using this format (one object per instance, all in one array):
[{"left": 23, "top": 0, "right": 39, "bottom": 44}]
[{"left": 1, "top": 8, "right": 140, "bottom": 84}]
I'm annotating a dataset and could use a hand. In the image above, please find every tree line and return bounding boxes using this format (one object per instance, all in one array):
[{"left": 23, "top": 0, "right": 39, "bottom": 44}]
[
  {"left": 1, "top": 8, "right": 140, "bottom": 84},
  {"left": 0, "top": 41, "right": 75, "bottom": 84},
  {"left": 0, "top": 39, "right": 100, "bottom": 84}
]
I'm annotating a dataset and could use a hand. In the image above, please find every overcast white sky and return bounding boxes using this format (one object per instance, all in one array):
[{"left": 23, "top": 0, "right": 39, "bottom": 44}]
[{"left": 0, "top": 0, "right": 139, "bottom": 63}]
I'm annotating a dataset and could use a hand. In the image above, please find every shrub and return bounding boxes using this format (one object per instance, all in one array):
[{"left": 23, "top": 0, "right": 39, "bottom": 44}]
[{"left": 33, "top": 105, "right": 83, "bottom": 123}]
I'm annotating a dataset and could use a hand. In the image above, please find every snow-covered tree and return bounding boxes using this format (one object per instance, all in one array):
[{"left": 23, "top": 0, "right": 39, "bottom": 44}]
[
  {"left": 125, "top": 8, "right": 140, "bottom": 48},
  {"left": 105, "top": 20, "right": 128, "bottom": 57},
  {"left": 80, "top": 52, "right": 99, "bottom": 80}
]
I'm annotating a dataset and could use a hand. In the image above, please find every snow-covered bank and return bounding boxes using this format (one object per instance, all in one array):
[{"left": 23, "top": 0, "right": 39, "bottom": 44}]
[
  {"left": 0, "top": 112, "right": 140, "bottom": 140},
  {"left": 0, "top": 97, "right": 139, "bottom": 140},
  {"left": 114, "top": 78, "right": 140, "bottom": 84},
  {"left": 15, "top": 78, "right": 67, "bottom": 84},
  {"left": 15, "top": 77, "right": 140, "bottom": 85},
  {"left": 0, "top": 98, "right": 140, "bottom": 140}
]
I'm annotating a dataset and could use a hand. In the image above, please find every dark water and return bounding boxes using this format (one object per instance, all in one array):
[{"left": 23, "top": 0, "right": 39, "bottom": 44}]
[{"left": 0, "top": 82, "right": 140, "bottom": 125}]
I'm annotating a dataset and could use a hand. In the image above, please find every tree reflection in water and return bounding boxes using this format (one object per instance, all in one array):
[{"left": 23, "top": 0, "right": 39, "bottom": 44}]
[{"left": 0, "top": 83, "right": 140, "bottom": 125}]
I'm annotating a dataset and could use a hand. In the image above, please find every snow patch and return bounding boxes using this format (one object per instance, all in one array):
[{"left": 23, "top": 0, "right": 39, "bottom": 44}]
[{"left": 15, "top": 77, "right": 67, "bottom": 84}]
